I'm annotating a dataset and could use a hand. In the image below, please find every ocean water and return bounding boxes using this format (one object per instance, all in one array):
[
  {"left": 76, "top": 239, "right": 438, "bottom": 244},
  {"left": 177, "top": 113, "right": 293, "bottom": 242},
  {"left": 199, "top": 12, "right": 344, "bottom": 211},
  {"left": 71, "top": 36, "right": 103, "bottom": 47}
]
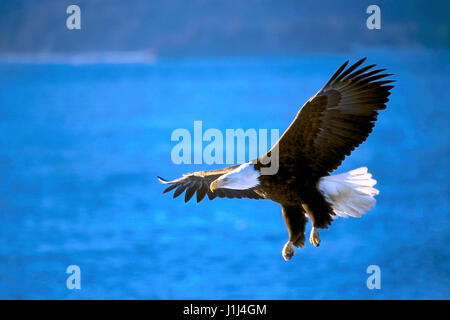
[{"left": 0, "top": 51, "right": 449, "bottom": 299}]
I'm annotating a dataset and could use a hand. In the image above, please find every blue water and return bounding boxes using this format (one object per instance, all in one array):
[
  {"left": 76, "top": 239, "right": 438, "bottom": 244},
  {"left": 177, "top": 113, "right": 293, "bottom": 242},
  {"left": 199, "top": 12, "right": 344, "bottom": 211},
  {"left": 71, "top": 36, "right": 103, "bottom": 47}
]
[{"left": 0, "top": 51, "right": 449, "bottom": 299}]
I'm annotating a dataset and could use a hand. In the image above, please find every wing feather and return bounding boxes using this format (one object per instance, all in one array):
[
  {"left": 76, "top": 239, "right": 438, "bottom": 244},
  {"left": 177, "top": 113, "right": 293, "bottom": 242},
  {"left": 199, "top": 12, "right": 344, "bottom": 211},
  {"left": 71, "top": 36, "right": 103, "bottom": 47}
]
[
  {"left": 158, "top": 165, "right": 263, "bottom": 203},
  {"left": 271, "top": 58, "right": 394, "bottom": 178}
]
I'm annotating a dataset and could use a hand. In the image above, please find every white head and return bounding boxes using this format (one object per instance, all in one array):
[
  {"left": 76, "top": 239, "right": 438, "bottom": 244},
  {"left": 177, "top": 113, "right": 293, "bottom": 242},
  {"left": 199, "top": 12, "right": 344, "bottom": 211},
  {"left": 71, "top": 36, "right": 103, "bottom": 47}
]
[{"left": 210, "top": 162, "right": 260, "bottom": 191}]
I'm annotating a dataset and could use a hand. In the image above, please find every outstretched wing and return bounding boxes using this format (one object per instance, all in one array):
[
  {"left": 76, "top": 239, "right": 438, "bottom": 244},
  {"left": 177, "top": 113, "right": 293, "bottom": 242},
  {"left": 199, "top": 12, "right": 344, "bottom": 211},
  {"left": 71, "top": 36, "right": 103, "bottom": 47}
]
[
  {"left": 273, "top": 58, "right": 394, "bottom": 178},
  {"left": 158, "top": 166, "right": 263, "bottom": 203}
]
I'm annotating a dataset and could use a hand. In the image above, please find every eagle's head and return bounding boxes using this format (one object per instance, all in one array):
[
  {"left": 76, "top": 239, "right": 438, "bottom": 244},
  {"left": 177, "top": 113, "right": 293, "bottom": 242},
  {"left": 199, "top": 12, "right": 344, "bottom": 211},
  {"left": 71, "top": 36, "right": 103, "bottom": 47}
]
[{"left": 210, "top": 162, "right": 260, "bottom": 191}]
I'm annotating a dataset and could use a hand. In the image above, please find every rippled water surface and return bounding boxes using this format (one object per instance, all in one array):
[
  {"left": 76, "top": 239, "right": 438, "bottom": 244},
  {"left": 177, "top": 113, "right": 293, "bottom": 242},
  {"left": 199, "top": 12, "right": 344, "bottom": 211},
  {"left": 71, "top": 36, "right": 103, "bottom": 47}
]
[{"left": 0, "top": 51, "right": 449, "bottom": 299}]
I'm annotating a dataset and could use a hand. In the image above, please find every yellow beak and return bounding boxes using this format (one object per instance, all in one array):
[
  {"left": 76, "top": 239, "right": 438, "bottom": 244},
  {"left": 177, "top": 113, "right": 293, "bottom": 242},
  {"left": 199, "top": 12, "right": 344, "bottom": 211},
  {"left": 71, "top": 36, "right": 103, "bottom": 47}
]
[{"left": 210, "top": 178, "right": 227, "bottom": 192}]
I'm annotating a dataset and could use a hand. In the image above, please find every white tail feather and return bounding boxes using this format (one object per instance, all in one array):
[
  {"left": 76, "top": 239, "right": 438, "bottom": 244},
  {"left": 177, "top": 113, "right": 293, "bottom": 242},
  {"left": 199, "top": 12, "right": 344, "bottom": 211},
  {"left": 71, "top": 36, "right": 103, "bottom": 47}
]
[{"left": 317, "top": 167, "right": 379, "bottom": 218}]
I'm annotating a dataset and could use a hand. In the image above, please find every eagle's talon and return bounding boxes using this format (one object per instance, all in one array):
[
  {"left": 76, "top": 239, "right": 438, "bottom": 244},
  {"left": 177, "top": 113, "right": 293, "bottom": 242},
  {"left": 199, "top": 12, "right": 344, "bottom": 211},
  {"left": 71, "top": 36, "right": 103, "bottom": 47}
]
[
  {"left": 309, "top": 227, "right": 321, "bottom": 247},
  {"left": 282, "top": 241, "right": 295, "bottom": 261}
]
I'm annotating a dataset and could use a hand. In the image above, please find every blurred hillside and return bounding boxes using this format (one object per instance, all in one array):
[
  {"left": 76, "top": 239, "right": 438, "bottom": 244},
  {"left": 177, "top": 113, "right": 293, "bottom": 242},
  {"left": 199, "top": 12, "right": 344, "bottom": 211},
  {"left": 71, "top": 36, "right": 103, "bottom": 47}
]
[{"left": 0, "top": 0, "right": 448, "bottom": 56}]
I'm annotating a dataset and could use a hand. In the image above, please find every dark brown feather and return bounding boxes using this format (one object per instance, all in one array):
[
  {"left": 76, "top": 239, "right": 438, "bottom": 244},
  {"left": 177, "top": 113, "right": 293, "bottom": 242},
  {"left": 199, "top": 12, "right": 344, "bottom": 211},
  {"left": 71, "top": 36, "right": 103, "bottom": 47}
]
[
  {"left": 266, "top": 58, "right": 394, "bottom": 179},
  {"left": 157, "top": 165, "right": 264, "bottom": 204}
]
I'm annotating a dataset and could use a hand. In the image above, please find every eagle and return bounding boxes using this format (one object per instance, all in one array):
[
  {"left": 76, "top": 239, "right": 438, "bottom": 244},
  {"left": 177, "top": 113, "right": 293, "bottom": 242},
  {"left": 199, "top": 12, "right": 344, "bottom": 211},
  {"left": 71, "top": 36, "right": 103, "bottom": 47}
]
[{"left": 158, "top": 58, "right": 394, "bottom": 260}]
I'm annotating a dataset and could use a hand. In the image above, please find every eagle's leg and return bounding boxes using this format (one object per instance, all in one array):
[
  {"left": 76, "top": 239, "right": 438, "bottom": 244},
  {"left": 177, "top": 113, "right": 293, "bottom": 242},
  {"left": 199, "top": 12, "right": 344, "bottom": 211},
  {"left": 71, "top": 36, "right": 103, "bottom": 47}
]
[
  {"left": 281, "top": 205, "right": 308, "bottom": 261},
  {"left": 301, "top": 192, "right": 334, "bottom": 247},
  {"left": 309, "top": 227, "right": 320, "bottom": 247},
  {"left": 282, "top": 241, "right": 295, "bottom": 261},
  {"left": 303, "top": 204, "right": 322, "bottom": 246}
]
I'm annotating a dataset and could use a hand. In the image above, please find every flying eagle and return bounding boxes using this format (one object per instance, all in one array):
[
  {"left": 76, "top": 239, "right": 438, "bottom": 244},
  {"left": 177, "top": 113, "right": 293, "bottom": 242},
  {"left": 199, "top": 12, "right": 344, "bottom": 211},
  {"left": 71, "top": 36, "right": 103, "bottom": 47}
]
[{"left": 158, "top": 58, "right": 394, "bottom": 260}]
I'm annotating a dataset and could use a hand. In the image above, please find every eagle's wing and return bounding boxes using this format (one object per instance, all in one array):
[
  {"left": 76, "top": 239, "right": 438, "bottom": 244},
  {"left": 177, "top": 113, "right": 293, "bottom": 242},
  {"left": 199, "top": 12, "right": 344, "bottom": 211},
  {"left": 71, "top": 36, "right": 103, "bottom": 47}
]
[
  {"left": 272, "top": 58, "right": 394, "bottom": 178},
  {"left": 158, "top": 165, "right": 263, "bottom": 203}
]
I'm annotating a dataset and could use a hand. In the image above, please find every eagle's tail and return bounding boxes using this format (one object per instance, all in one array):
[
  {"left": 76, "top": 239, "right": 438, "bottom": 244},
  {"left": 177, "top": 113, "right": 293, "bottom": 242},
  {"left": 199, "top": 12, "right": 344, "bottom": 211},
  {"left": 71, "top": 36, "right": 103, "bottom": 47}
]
[{"left": 317, "top": 167, "right": 379, "bottom": 218}]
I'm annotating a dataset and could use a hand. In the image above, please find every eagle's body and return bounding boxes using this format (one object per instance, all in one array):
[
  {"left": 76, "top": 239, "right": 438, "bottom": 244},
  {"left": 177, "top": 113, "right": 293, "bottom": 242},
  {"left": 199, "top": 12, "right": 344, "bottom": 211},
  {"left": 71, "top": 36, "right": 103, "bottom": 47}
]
[{"left": 158, "top": 58, "right": 394, "bottom": 260}]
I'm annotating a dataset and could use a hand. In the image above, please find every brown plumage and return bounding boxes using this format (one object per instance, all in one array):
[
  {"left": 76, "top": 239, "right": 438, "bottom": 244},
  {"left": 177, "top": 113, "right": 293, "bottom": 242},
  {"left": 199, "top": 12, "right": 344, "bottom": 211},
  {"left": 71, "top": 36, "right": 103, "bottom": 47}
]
[
  {"left": 158, "top": 166, "right": 263, "bottom": 203},
  {"left": 158, "top": 58, "right": 394, "bottom": 260}
]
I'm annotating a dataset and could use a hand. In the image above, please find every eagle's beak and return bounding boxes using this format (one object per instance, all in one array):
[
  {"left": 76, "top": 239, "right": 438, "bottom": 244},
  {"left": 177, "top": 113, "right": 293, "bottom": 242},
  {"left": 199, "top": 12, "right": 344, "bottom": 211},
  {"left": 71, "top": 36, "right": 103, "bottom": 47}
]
[{"left": 210, "top": 178, "right": 227, "bottom": 192}]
